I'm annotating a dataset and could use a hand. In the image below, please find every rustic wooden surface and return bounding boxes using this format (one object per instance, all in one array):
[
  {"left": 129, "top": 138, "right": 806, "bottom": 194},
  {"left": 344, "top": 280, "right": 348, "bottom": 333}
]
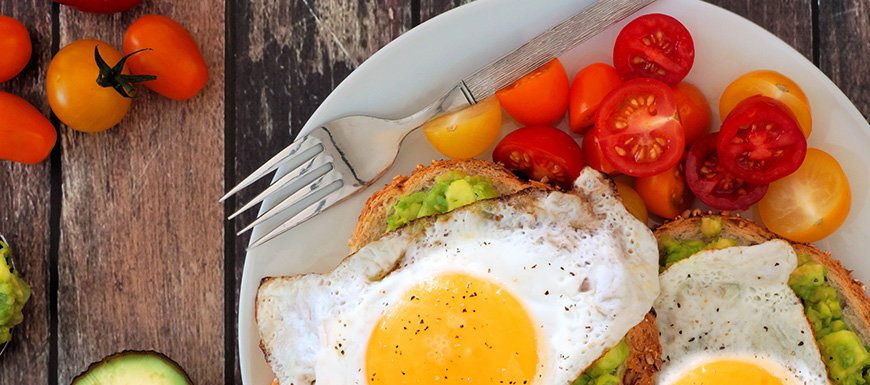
[{"left": 0, "top": 0, "right": 866, "bottom": 384}]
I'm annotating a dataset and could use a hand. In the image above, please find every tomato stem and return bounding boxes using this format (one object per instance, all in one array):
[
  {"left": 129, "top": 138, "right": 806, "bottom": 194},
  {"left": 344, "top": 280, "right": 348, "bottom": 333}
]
[{"left": 94, "top": 46, "right": 157, "bottom": 98}]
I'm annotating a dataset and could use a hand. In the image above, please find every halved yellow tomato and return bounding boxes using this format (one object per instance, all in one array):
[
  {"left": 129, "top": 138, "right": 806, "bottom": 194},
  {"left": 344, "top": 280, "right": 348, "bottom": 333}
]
[
  {"left": 423, "top": 96, "right": 502, "bottom": 159},
  {"left": 758, "top": 148, "right": 850, "bottom": 242},
  {"left": 719, "top": 70, "right": 812, "bottom": 137},
  {"left": 615, "top": 181, "right": 648, "bottom": 223}
]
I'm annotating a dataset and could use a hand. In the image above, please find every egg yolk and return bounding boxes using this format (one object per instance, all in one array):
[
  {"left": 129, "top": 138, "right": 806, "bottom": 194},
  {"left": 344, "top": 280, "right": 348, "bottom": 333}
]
[
  {"left": 670, "top": 359, "right": 792, "bottom": 385},
  {"left": 366, "top": 273, "right": 539, "bottom": 385}
]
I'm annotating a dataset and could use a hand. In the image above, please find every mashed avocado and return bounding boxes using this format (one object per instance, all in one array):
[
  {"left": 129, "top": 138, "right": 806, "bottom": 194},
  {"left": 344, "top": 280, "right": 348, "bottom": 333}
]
[
  {"left": 659, "top": 216, "right": 737, "bottom": 268},
  {"left": 385, "top": 171, "right": 499, "bottom": 231},
  {"left": 0, "top": 239, "right": 31, "bottom": 343},
  {"left": 572, "top": 339, "right": 630, "bottom": 385},
  {"left": 788, "top": 255, "right": 870, "bottom": 385}
]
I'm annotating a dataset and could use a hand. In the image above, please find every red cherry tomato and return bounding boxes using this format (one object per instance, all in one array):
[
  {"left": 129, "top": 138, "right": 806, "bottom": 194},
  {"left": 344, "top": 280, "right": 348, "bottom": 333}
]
[
  {"left": 568, "top": 63, "right": 622, "bottom": 133},
  {"left": 123, "top": 15, "right": 209, "bottom": 100},
  {"left": 686, "top": 133, "right": 768, "bottom": 210},
  {"left": 613, "top": 13, "right": 695, "bottom": 86},
  {"left": 634, "top": 163, "right": 693, "bottom": 219},
  {"left": 581, "top": 128, "right": 619, "bottom": 175},
  {"left": 52, "top": 0, "right": 142, "bottom": 14},
  {"left": 672, "top": 81, "right": 711, "bottom": 146},
  {"left": 716, "top": 95, "right": 806, "bottom": 184},
  {"left": 496, "top": 59, "right": 570, "bottom": 126},
  {"left": 0, "top": 16, "right": 31, "bottom": 83},
  {"left": 0, "top": 92, "right": 56, "bottom": 164},
  {"left": 595, "top": 78, "right": 684, "bottom": 177},
  {"left": 492, "top": 126, "right": 585, "bottom": 189}
]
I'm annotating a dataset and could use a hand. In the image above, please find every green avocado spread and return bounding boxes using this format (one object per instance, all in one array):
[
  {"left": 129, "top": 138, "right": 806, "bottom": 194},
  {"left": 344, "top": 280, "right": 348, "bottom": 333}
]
[
  {"left": 0, "top": 240, "right": 31, "bottom": 344},
  {"left": 385, "top": 171, "right": 499, "bottom": 231},
  {"left": 572, "top": 339, "right": 630, "bottom": 385},
  {"left": 659, "top": 216, "right": 737, "bottom": 269}
]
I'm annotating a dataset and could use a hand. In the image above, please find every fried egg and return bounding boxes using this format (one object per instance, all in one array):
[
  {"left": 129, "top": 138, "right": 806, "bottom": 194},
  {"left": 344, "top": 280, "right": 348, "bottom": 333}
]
[
  {"left": 256, "top": 169, "right": 659, "bottom": 385},
  {"left": 655, "top": 240, "right": 830, "bottom": 385}
]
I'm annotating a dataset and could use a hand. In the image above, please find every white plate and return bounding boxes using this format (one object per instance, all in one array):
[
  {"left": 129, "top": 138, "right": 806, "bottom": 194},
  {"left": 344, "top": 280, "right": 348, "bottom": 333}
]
[{"left": 238, "top": 0, "right": 870, "bottom": 383}]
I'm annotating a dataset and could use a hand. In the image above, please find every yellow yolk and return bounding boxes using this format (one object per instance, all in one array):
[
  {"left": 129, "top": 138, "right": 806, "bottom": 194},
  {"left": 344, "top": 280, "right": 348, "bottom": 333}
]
[
  {"left": 366, "top": 273, "right": 539, "bottom": 385},
  {"left": 670, "top": 359, "right": 792, "bottom": 385}
]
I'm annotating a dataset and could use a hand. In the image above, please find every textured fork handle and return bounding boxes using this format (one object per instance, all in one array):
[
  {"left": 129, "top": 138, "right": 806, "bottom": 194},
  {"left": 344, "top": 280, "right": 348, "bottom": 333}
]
[{"left": 461, "top": 0, "right": 656, "bottom": 102}]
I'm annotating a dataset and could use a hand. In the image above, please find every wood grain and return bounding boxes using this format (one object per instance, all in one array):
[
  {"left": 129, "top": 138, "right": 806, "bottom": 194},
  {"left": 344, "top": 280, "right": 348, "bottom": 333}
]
[
  {"left": 55, "top": 3, "right": 224, "bottom": 384},
  {"left": 701, "top": 0, "right": 814, "bottom": 59},
  {"left": 0, "top": 1, "right": 53, "bottom": 384},
  {"left": 819, "top": 0, "right": 870, "bottom": 118},
  {"left": 229, "top": 0, "right": 411, "bottom": 382}
]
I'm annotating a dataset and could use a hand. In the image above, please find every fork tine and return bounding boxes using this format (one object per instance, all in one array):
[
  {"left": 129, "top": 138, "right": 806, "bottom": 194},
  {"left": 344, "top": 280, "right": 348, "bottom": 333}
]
[
  {"left": 227, "top": 155, "right": 329, "bottom": 220},
  {"left": 236, "top": 159, "right": 336, "bottom": 235},
  {"left": 219, "top": 135, "right": 323, "bottom": 202},
  {"left": 247, "top": 179, "right": 344, "bottom": 249}
]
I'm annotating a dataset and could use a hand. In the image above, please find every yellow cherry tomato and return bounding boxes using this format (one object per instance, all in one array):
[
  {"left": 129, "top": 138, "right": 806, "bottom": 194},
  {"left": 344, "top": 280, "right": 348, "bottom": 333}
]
[
  {"left": 423, "top": 96, "right": 502, "bottom": 159},
  {"left": 719, "top": 70, "right": 812, "bottom": 137},
  {"left": 47, "top": 39, "right": 132, "bottom": 132},
  {"left": 759, "top": 149, "right": 850, "bottom": 243},
  {"left": 615, "top": 181, "right": 648, "bottom": 223}
]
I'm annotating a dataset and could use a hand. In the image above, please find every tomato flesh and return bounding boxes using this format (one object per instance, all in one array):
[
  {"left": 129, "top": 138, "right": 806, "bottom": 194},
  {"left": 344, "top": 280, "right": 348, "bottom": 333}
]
[
  {"left": 496, "top": 59, "right": 570, "bottom": 126},
  {"left": 634, "top": 163, "right": 693, "bottom": 219},
  {"left": 596, "top": 78, "right": 684, "bottom": 177},
  {"left": 719, "top": 70, "right": 812, "bottom": 137},
  {"left": 568, "top": 63, "right": 622, "bottom": 133},
  {"left": 686, "top": 133, "right": 768, "bottom": 210},
  {"left": 716, "top": 95, "right": 806, "bottom": 184},
  {"left": 613, "top": 13, "right": 695, "bottom": 85},
  {"left": 492, "top": 126, "right": 585, "bottom": 189}
]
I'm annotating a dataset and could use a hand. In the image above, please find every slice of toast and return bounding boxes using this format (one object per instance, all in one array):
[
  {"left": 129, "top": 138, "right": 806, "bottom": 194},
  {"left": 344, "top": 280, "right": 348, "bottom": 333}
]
[{"left": 653, "top": 211, "right": 870, "bottom": 345}]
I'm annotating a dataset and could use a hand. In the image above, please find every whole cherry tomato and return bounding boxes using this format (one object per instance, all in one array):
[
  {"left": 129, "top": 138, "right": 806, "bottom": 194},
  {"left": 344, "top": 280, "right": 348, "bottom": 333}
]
[
  {"left": 493, "top": 126, "right": 585, "bottom": 189},
  {"left": 124, "top": 15, "right": 209, "bottom": 100},
  {"left": 685, "top": 133, "right": 768, "bottom": 211},
  {"left": 496, "top": 59, "right": 569, "bottom": 126},
  {"left": 52, "top": 0, "right": 142, "bottom": 14},
  {"left": 568, "top": 63, "right": 622, "bottom": 133},
  {"left": 0, "top": 92, "right": 56, "bottom": 164},
  {"left": 672, "top": 82, "right": 711, "bottom": 147},
  {"left": 719, "top": 70, "right": 811, "bottom": 137},
  {"left": 634, "top": 163, "right": 693, "bottom": 219},
  {"left": 423, "top": 97, "right": 501, "bottom": 159},
  {"left": 0, "top": 16, "right": 31, "bottom": 83},
  {"left": 581, "top": 128, "right": 619, "bottom": 175},
  {"left": 613, "top": 13, "right": 695, "bottom": 85}
]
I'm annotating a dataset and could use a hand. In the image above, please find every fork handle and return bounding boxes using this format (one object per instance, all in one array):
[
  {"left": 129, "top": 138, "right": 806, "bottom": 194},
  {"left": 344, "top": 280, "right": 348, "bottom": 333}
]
[{"left": 391, "top": 83, "right": 476, "bottom": 135}]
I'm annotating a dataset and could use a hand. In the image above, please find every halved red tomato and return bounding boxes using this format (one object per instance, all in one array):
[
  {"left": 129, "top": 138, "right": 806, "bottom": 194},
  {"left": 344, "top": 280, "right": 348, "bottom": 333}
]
[
  {"left": 595, "top": 78, "right": 684, "bottom": 177},
  {"left": 582, "top": 127, "right": 619, "bottom": 175},
  {"left": 496, "top": 59, "right": 570, "bottom": 126},
  {"left": 568, "top": 63, "right": 622, "bottom": 133},
  {"left": 492, "top": 126, "right": 585, "bottom": 189},
  {"left": 613, "top": 13, "right": 695, "bottom": 85},
  {"left": 716, "top": 95, "right": 806, "bottom": 184},
  {"left": 686, "top": 133, "right": 768, "bottom": 210}
]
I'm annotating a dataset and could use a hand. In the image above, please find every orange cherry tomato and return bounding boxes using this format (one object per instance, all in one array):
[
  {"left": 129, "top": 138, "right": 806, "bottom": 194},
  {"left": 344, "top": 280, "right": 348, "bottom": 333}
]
[
  {"left": 568, "top": 63, "right": 622, "bottom": 133},
  {"left": 0, "top": 16, "right": 31, "bottom": 83},
  {"left": 0, "top": 92, "right": 56, "bottom": 164},
  {"left": 719, "top": 70, "right": 811, "bottom": 137},
  {"left": 634, "top": 163, "right": 693, "bottom": 219},
  {"left": 759, "top": 148, "right": 850, "bottom": 243},
  {"left": 123, "top": 15, "right": 209, "bottom": 100},
  {"left": 672, "top": 82, "right": 711, "bottom": 147},
  {"left": 615, "top": 181, "right": 648, "bottom": 223},
  {"left": 496, "top": 59, "right": 569, "bottom": 126}
]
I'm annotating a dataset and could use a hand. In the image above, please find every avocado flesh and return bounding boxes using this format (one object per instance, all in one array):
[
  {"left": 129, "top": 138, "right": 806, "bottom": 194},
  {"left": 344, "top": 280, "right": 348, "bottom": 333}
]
[
  {"left": 386, "top": 171, "right": 499, "bottom": 231},
  {"left": 72, "top": 351, "right": 192, "bottom": 385},
  {"left": 0, "top": 240, "right": 31, "bottom": 343},
  {"left": 572, "top": 339, "right": 630, "bottom": 385}
]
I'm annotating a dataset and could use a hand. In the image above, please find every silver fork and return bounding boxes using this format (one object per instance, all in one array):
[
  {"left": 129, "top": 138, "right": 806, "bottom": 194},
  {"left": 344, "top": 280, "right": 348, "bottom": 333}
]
[{"left": 222, "top": 0, "right": 656, "bottom": 249}]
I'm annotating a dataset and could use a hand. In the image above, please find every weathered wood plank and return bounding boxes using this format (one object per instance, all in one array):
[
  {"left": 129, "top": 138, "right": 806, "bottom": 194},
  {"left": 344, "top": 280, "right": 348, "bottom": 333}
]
[
  {"left": 819, "top": 0, "right": 870, "bottom": 118},
  {"left": 0, "top": 1, "right": 53, "bottom": 384},
  {"left": 419, "top": 0, "right": 472, "bottom": 23},
  {"left": 56, "top": 2, "right": 224, "bottom": 384},
  {"left": 230, "top": 0, "right": 411, "bottom": 382}
]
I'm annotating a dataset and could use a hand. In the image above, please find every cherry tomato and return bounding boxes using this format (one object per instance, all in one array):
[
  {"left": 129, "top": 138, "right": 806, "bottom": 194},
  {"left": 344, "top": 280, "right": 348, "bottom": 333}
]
[
  {"left": 52, "top": 0, "right": 142, "bottom": 14},
  {"left": 613, "top": 13, "right": 695, "bottom": 85},
  {"left": 685, "top": 133, "right": 768, "bottom": 211},
  {"left": 596, "top": 78, "right": 684, "bottom": 177},
  {"left": 672, "top": 82, "right": 711, "bottom": 146},
  {"left": 759, "top": 149, "right": 850, "bottom": 243},
  {"left": 634, "top": 163, "right": 693, "bottom": 219},
  {"left": 716, "top": 95, "right": 806, "bottom": 184},
  {"left": 568, "top": 63, "right": 622, "bottom": 133},
  {"left": 124, "top": 15, "right": 209, "bottom": 100},
  {"left": 615, "top": 181, "right": 648, "bottom": 223},
  {"left": 423, "top": 96, "right": 501, "bottom": 159},
  {"left": 581, "top": 128, "right": 619, "bottom": 175},
  {"left": 496, "top": 59, "right": 569, "bottom": 126},
  {"left": 47, "top": 40, "right": 137, "bottom": 133},
  {"left": 0, "top": 92, "right": 56, "bottom": 164},
  {"left": 0, "top": 16, "right": 31, "bottom": 83},
  {"left": 492, "top": 126, "right": 585, "bottom": 189},
  {"left": 719, "top": 70, "right": 811, "bottom": 137}
]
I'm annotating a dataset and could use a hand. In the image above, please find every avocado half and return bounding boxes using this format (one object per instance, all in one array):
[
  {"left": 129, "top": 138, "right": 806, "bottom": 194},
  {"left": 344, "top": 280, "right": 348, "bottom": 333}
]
[{"left": 71, "top": 350, "right": 192, "bottom": 385}]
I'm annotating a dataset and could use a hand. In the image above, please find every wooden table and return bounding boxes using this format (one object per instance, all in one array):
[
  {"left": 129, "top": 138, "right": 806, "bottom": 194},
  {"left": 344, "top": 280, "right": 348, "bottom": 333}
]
[{"left": 0, "top": 0, "right": 866, "bottom": 383}]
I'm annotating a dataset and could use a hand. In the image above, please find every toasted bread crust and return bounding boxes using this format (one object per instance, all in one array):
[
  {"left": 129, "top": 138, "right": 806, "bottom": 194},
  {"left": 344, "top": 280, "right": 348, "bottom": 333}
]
[
  {"left": 622, "top": 312, "right": 662, "bottom": 385},
  {"left": 348, "top": 159, "right": 552, "bottom": 253},
  {"left": 653, "top": 211, "right": 870, "bottom": 346}
]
